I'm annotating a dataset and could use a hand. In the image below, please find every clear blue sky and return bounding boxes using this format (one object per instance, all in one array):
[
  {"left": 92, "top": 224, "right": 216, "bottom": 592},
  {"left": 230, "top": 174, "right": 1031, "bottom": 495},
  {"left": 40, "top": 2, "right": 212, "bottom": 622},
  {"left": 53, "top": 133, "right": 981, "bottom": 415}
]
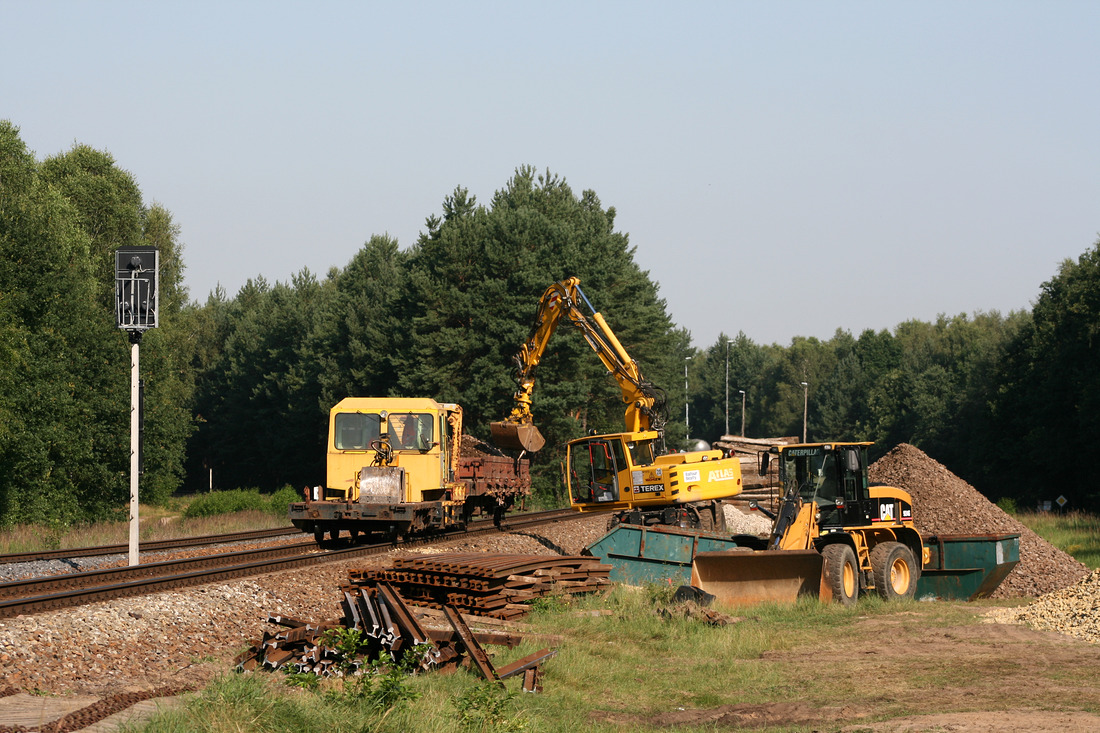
[{"left": 4, "top": 1, "right": 1098, "bottom": 347}]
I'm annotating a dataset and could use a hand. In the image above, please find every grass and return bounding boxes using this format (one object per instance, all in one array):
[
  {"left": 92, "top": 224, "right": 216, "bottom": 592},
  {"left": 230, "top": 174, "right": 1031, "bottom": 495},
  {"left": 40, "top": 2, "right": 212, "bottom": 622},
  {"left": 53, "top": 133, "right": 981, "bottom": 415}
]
[
  {"left": 0, "top": 492, "right": 295, "bottom": 555},
  {"left": 1013, "top": 510, "right": 1100, "bottom": 569},
  {"left": 127, "top": 589, "right": 1020, "bottom": 733}
]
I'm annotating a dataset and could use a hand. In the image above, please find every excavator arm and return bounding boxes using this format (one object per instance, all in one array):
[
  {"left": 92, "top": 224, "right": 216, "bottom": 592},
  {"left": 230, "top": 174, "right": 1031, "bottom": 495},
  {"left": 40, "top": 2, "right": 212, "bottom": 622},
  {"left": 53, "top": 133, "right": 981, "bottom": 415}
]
[{"left": 491, "top": 277, "right": 667, "bottom": 453}]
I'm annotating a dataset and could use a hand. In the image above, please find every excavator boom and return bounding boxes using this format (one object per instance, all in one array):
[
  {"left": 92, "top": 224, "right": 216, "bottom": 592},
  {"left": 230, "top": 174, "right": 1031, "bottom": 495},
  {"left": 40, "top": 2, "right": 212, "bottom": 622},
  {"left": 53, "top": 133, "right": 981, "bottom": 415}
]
[{"left": 491, "top": 277, "right": 664, "bottom": 452}]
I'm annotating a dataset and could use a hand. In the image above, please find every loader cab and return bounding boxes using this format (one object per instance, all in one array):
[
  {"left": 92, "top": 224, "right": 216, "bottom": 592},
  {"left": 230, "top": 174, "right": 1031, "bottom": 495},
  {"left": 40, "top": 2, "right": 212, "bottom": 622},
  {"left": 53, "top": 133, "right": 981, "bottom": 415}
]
[{"left": 777, "top": 443, "right": 872, "bottom": 528}]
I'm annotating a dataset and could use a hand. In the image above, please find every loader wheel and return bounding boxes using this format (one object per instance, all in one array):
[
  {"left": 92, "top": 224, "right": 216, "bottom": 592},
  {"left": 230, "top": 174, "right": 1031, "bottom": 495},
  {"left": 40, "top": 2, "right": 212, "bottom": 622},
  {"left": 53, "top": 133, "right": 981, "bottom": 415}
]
[
  {"left": 821, "top": 544, "right": 859, "bottom": 606},
  {"left": 870, "top": 542, "right": 918, "bottom": 600}
]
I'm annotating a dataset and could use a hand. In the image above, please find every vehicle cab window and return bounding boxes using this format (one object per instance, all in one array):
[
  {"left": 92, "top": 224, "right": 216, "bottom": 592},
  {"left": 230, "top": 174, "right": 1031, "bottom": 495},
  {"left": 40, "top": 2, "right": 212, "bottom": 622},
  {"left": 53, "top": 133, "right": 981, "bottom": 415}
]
[
  {"left": 391, "top": 413, "right": 434, "bottom": 451},
  {"left": 570, "top": 438, "right": 619, "bottom": 503},
  {"left": 627, "top": 438, "right": 655, "bottom": 466},
  {"left": 334, "top": 412, "right": 381, "bottom": 450}
]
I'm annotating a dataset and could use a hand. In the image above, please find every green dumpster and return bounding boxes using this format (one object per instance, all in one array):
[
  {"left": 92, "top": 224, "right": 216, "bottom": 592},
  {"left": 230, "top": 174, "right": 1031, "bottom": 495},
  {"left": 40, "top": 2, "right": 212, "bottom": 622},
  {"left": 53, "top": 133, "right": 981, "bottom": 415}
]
[
  {"left": 916, "top": 533, "right": 1020, "bottom": 601},
  {"left": 584, "top": 524, "right": 741, "bottom": 586}
]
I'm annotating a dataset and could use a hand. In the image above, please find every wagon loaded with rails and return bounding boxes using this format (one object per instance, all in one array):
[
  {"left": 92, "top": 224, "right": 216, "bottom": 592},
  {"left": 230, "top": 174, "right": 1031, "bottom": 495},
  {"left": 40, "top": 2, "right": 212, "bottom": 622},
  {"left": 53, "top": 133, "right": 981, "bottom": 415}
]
[{"left": 289, "top": 398, "right": 530, "bottom": 544}]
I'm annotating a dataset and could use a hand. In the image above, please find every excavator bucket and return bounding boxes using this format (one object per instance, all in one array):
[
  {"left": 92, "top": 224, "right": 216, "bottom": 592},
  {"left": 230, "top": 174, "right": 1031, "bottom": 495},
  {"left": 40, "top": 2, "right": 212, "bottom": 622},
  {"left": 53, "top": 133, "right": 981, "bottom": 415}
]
[
  {"left": 489, "top": 421, "right": 546, "bottom": 453},
  {"left": 690, "top": 550, "right": 831, "bottom": 606}
]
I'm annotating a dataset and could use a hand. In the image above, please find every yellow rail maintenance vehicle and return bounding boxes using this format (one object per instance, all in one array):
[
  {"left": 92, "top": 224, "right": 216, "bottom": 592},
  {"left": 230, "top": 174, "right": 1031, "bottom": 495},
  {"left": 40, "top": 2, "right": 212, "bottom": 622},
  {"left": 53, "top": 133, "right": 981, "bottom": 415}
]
[{"left": 290, "top": 397, "right": 529, "bottom": 544}]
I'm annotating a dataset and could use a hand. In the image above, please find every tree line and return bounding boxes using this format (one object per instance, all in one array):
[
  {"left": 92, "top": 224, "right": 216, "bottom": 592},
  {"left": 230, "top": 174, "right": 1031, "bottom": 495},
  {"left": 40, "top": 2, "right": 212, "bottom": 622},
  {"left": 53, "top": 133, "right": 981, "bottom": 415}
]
[{"left": 2, "top": 120, "right": 1097, "bottom": 526}]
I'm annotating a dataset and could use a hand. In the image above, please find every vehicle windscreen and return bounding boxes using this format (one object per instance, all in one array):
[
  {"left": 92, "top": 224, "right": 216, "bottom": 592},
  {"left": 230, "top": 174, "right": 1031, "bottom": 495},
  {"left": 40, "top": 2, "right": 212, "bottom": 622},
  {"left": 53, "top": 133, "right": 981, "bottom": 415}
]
[
  {"left": 390, "top": 412, "right": 434, "bottom": 451},
  {"left": 627, "top": 439, "right": 655, "bottom": 466},
  {"left": 781, "top": 448, "right": 838, "bottom": 503},
  {"left": 334, "top": 412, "right": 381, "bottom": 450}
]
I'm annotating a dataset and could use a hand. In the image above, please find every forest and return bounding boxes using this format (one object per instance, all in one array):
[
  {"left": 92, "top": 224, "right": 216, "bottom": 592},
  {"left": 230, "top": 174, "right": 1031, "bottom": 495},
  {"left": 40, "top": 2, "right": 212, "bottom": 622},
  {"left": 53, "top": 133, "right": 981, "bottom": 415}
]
[{"left": 2, "top": 119, "right": 1098, "bottom": 526}]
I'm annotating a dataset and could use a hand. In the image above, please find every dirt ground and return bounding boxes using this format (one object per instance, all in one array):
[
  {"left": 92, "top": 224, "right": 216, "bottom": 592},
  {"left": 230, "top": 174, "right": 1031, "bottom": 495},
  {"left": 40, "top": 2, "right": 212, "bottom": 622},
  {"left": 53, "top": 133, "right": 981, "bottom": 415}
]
[{"left": 590, "top": 605, "right": 1100, "bottom": 732}]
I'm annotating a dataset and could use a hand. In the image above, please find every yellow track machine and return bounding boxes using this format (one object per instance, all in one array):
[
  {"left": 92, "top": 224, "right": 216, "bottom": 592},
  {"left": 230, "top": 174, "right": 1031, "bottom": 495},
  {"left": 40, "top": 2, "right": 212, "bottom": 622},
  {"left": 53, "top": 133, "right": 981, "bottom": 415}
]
[{"left": 491, "top": 277, "right": 742, "bottom": 531}]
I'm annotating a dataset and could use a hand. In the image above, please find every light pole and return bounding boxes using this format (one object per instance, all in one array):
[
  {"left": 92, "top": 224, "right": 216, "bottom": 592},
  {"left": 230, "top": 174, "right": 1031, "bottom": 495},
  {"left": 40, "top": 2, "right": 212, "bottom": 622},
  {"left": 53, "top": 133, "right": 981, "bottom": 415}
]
[
  {"left": 724, "top": 341, "right": 730, "bottom": 436},
  {"left": 800, "top": 381, "right": 809, "bottom": 443},
  {"left": 739, "top": 389, "right": 746, "bottom": 437},
  {"left": 684, "top": 356, "right": 692, "bottom": 442}
]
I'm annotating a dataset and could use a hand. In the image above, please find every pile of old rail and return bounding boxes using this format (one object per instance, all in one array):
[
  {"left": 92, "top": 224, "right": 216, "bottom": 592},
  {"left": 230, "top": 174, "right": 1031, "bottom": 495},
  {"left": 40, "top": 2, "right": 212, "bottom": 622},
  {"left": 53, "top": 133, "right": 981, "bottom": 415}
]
[
  {"left": 351, "top": 553, "right": 612, "bottom": 619},
  {"left": 0, "top": 508, "right": 579, "bottom": 619},
  {"left": 237, "top": 560, "right": 593, "bottom": 692},
  {"left": 0, "top": 526, "right": 301, "bottom": 566}
]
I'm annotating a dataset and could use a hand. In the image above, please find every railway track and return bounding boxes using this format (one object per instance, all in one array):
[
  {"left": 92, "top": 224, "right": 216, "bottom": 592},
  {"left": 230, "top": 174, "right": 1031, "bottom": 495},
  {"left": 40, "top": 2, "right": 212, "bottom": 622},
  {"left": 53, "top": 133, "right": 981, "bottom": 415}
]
[
  {"left": 0, "top": 526, "right": 302, "bottom": 566},
  {"left": 0, "top": 508, "right": 580, "bottom": 619}
]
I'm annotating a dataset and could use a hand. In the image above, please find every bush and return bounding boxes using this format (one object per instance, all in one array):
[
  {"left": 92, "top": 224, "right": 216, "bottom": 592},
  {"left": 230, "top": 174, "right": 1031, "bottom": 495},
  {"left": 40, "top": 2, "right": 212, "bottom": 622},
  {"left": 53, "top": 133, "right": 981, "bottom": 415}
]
[
  {"left": 183, "top": 488, "right": 296, "bottom": 518},
  {"left": 268, "top": 486, "right": 302, "bottom": 515},
  {"left": 997, "top": 497, "right": 1019, "bottom": 515}
]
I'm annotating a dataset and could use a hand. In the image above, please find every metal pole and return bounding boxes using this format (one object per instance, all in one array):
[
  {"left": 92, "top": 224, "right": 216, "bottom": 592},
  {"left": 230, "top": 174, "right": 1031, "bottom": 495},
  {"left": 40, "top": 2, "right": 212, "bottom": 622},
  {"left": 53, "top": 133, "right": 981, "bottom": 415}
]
[
  {"left": 684, "top": 356, "right": 692, "bottom": 442},
  {"left": 724, "top": 342, "right": 730, "bottom": 436},
  {"left": 739, "top": 390, "right": 746, "bottom": 437},
  {"left": 801, "top": 381, "right": 809, "bottom": 443},
  {"left": 129, "top": 338, "right": 140, "bottom": 566}
]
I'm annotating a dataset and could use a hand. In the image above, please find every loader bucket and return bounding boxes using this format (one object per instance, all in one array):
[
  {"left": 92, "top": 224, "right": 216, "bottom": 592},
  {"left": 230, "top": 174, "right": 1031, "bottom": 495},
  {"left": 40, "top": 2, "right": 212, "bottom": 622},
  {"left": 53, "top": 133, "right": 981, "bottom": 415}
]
[
  {"left": 489, "top": 421, "right": 546, "bottom": 453},
  {"left": 690, "top": 550, "right": 830, "bottom": 607}
]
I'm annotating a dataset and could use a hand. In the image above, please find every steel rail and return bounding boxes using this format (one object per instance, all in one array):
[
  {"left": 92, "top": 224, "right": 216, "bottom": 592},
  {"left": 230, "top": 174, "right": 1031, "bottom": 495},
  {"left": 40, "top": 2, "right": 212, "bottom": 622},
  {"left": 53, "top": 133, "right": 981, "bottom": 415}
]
[
  {"left": 0, "top": 508, "right": 582, "bottom": 619},
  {"left": 0, "top": 526, "right": 302, "bottom": 565}
]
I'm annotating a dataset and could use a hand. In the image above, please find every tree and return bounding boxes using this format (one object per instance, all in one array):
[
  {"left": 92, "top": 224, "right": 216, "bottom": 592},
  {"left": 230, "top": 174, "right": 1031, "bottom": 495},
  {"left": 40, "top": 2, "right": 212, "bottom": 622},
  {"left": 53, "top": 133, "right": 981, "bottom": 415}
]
[
  {"left": 135, "top": 204, "right": 196, "bottom": 502},
  {"left": 397, "top": 167, "right": 682, "bottom": 501},
  {"left": 190, "top": 273, "right": 332, "bottom": 491},
  {"left": 991, "top": 242, "right": 1100, "bottom": 510},
  {"left": 315, "top": 234, "right": 408, "bottom": 406},
  {"left": 39, "top": 145, "right": 196, "bottom": 506},
  {"left": 0, "top": 123, "right": 126, "bottom": 524}
]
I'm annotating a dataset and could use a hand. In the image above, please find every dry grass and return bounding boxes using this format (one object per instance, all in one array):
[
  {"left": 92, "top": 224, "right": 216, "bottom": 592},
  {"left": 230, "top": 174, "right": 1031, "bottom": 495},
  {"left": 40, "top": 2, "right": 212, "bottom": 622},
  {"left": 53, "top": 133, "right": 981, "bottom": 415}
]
[{"left": 0, "top": 506, "right": 292, "bottom": 554}]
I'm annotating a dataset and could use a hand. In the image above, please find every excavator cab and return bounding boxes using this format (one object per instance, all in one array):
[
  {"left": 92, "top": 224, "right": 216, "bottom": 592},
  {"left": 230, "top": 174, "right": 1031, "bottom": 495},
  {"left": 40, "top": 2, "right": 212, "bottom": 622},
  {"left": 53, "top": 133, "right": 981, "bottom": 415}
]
[{"left": 570, "top": 437, "right": 623, "bottom": 504}]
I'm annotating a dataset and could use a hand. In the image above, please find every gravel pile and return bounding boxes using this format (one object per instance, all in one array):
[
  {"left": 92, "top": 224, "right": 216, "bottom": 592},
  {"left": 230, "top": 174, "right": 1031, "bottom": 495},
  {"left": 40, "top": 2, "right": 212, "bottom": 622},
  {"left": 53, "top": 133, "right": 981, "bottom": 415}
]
[
  {"left": 869, "top": 444, "right": 1090, "bottom": 598},
  {"left": 1012, "top": 569, "right": 1100, "bottom": 643},
  {"left": 723, "top": 504, "right": 773, "bottom": 535}
]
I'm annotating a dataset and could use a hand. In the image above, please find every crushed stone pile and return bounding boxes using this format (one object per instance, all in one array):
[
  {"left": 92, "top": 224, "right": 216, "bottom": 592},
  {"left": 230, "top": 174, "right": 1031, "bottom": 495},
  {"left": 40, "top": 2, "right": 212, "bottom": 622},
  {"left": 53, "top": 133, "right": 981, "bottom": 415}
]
[
  {"left": 869, "top": 444, "right": 1089, "bottom": 599},
  {"left": 723, "top": 504, "right": 773, "bottom": 535},
  {"left": 1013, "top": 569, "right": 1100, "bottom": 644}
]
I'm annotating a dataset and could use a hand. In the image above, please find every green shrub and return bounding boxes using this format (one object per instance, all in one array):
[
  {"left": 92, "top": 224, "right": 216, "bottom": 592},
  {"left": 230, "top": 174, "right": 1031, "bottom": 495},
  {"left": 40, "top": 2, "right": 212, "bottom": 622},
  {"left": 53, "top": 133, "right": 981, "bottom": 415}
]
[
  {"left": 268, "top": 485, "right": 302, "bottom": 515},
  {"left": 182, "top": 489, "right": 270, "bottom": 518},
  {"left": 182, "top": 486, "right": 302, "bottom": 519},
  {"left": 997, "top": 497, "right": 1019, "bottom": 515}
]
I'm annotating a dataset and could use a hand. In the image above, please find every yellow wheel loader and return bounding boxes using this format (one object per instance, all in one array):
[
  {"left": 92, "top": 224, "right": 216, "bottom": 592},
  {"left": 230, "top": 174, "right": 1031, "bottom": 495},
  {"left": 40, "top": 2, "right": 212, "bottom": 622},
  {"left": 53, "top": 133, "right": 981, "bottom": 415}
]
[
  {"left": 491, "top": 277, "right": 742, "bottom": 531},
  {"left": 691, "top": 442, "right": 927, "bottom": 606}
]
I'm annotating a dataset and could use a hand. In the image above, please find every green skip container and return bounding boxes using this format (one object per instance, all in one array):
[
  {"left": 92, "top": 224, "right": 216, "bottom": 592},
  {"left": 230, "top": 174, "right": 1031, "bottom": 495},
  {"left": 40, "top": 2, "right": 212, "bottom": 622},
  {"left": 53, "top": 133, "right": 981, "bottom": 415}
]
[
  {"left": 915, "top": 532, "right": 1020, "bottom": 601},
  {"left": 584, "top": 524, "right": 741, "bottom": 587}
]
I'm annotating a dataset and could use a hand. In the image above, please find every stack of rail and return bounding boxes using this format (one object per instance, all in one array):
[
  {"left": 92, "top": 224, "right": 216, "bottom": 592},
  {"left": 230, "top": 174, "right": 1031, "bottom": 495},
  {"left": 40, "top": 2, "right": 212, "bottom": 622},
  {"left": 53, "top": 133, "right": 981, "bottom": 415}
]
[
  {"left": 348, "top": 553, "right": 613, "bottom": 620},
  {"left": 236, "top": 577, "right": 562, "bottom": 690}
]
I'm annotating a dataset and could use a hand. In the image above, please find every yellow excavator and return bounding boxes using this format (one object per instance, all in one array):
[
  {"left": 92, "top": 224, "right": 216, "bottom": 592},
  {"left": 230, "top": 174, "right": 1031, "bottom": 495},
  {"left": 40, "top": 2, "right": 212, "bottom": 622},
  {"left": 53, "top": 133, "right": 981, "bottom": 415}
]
[
  {"left": 692, "top": 442, "right": 928, "bottom": 605},
  {"left": 491, "top": 277, "right": 743, "bottom": 531}
]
